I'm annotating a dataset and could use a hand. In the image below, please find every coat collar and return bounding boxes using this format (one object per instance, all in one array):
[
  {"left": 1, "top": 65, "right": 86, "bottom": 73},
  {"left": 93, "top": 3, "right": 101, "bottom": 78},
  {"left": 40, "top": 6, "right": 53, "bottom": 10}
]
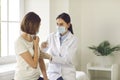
[
  {"left": 54, "top": 31, "right": 73, "bottom": 54},
  {"left": 55, "top": 31, "right": 73, "bottom": 42}
]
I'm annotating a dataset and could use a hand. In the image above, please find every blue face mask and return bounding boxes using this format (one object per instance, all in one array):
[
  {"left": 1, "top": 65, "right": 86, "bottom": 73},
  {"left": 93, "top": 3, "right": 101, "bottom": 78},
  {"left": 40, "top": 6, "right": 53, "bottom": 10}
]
[{"left": 57, "top": 26, "right": 67, "bottom": 34}]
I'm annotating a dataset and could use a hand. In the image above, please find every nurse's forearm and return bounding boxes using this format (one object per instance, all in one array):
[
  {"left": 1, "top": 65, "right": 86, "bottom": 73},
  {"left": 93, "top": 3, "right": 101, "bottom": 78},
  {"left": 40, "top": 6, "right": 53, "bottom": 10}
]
[
  {"left": 51, "top": 56, "right": 69, "bottom": 65},
  {"left": 40, "top": 52, "right": 70, "bottom": 65},
  {"left": 40, "top": 51, "right": 52, "bottom": 60}
]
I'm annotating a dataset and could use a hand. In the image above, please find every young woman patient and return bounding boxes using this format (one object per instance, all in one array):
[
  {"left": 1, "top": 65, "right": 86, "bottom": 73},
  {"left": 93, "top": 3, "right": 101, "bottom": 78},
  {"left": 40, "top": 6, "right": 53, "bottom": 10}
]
[{"left": 14, "top": 12, "right": 48, "bottom": 80}]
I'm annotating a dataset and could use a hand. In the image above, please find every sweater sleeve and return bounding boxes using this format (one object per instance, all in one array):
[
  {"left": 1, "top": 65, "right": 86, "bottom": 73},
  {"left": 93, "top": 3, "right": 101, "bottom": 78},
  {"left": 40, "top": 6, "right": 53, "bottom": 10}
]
[{"left": 15, "top": 38, "right": 28, "bottom": 55}]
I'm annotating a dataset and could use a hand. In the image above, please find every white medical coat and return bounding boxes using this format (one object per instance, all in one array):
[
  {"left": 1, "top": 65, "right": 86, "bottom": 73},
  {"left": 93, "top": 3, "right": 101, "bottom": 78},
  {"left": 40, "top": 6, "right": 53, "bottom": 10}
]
[{"left": 45, "top": 31, "right": 78, "bottom": 80}]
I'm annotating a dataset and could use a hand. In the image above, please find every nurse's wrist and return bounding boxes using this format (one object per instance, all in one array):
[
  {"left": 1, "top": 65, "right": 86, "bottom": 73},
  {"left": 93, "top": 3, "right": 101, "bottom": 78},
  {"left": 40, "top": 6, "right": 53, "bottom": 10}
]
[{"left": 49, "top": 55, "right": 52, "bottom": 61}]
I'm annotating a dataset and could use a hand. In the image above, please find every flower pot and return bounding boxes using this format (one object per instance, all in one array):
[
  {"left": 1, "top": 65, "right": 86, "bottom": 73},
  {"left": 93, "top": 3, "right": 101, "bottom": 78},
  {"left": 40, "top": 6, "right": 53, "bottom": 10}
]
[{"left": 94, "top": 55, "right": 114, "bottom": 67}]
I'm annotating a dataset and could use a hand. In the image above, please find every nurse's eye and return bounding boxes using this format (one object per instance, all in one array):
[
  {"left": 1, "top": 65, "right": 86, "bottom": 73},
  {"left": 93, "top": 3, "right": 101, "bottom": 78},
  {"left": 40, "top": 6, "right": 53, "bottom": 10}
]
[
  {"left": 57, "top": 22, "right": 64, "bottom": 26},
  {"left": 59, "top": 23, "right": 64, "bottom": 26}
]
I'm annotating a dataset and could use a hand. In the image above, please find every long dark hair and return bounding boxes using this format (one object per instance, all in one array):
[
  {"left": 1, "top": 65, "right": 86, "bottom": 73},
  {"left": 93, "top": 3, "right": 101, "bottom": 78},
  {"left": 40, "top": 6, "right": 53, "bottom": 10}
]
[{"left": 56, "top": 13, "right": 74, "bottom": 34}]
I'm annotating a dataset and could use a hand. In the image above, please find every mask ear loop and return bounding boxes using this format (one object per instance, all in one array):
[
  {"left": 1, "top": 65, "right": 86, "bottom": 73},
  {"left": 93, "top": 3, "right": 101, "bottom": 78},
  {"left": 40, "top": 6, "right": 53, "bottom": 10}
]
[
  {"left": 30, "top": 35, "right": 36, "bottom": 40},
  {"left": 27, "top": 33, "right": 35, "bottom": 40}
]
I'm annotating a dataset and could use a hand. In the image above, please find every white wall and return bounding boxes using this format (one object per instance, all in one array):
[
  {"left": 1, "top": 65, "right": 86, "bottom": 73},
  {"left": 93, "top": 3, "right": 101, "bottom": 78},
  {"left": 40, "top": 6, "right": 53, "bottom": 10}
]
[
  {"left": 69, "top": 0, "right": 82, "bottom": 70},
  {"left": 24, "top": 0, "right": 50, "bottom": 42}
]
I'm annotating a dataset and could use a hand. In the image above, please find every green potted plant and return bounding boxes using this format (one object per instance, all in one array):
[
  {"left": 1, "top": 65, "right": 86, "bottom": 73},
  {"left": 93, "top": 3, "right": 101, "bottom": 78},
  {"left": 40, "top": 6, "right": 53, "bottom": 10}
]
[
  {"left": 88, "top": 41, "right": 120, "bottom": 56},
  {"left": 88, "top": 41, "right": 120, "bottom": 67}
]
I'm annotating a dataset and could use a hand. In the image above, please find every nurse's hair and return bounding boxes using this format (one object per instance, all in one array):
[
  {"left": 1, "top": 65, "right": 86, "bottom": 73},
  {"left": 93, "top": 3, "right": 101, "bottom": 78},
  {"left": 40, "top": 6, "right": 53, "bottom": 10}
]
[
  {"left": 21, "top": 12, "right": 41, "bottom": 35},
  {"left": 56, "top": 12, "right": 74, "bottom": 34}
]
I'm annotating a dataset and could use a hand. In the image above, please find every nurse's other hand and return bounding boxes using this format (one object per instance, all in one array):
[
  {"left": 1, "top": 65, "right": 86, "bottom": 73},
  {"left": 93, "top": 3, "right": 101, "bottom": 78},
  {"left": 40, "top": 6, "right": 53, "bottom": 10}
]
[
  {"left": 41, "top": 41, "right": 48, "bottom": 49},
  {"left": 40, "top": 53, "right": 52, "bottom": 60}
]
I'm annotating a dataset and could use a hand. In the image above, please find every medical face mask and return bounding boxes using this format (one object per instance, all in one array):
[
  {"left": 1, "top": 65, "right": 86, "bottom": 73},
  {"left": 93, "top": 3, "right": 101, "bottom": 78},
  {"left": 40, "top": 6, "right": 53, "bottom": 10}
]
[{"left": 57, "top": 26, "right": 67, "bottom": 34}]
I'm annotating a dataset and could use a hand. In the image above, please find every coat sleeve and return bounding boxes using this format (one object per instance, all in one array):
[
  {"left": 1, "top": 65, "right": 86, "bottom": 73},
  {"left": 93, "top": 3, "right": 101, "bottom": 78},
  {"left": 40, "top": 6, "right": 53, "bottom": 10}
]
[{"left": 50, "top": 37, "right": 78, "bottom": 65}]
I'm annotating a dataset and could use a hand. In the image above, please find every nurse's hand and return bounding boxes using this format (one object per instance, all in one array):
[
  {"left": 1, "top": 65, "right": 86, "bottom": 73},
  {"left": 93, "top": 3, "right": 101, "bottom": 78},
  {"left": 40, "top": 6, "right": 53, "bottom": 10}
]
[
  {"left": 40, "top": 52, "right": 52, "bottom": 61},
  {"left": 41, "top": 41, "right": 48, "bottom": 49}
]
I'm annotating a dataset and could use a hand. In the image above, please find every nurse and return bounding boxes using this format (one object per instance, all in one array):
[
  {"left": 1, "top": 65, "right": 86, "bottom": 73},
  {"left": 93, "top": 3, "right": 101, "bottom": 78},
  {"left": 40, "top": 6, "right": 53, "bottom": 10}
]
[
  {"left": 14, "top": 12, "right": 48, "bottom": 80},
  {"left": 41, "top": 12, "right": 78, "bottom": 80}
]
